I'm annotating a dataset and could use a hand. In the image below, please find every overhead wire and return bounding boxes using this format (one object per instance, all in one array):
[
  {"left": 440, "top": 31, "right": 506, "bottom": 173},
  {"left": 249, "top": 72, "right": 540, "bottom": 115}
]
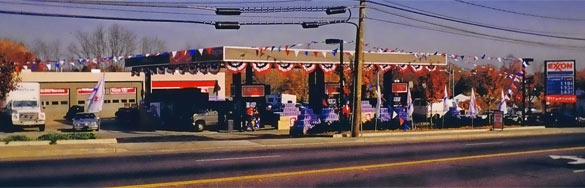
[
  {"left": 367, "top": 7, "right": 585, "bottom": 50},
  {"left": 368, "top": 0, "right": 585, "bottom": 41},
  {"left": 378, "top": 0, "right": 585, "bottom": 36},
  {"left": 454, "top": 0, "right": 585, "bottom": 22},
  {"left": 2, "top": 1, "right": 354, "bottom": 20}
]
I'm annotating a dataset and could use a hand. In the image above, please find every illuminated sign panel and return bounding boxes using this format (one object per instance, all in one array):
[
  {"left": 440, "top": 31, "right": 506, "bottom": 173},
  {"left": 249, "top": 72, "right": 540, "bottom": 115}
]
[{"left": 545, "top": 60, "right": 576, "bottom": 103}]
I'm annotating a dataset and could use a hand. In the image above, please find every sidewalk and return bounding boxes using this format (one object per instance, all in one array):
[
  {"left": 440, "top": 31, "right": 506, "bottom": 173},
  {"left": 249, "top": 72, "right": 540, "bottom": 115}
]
[{"left": 0, "top": 126, "right": 584, "bottom": 161}]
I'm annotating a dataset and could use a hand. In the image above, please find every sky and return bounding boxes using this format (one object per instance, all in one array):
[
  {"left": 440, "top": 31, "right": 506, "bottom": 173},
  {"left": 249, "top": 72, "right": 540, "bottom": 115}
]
[{"left": 1, "top": 0, "right": 584, "bottom": 72}]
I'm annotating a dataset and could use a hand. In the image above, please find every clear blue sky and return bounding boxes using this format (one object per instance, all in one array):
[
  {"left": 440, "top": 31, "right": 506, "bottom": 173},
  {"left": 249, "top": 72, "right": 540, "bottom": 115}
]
[{"left": 1, "top": 0, "right": 584, "bottom": 72}]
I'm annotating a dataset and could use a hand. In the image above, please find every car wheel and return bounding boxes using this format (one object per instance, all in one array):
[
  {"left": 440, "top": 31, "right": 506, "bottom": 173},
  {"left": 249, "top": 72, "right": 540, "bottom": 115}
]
[{"left": 195, "top": 121, "right": 205, "bottom": 132}]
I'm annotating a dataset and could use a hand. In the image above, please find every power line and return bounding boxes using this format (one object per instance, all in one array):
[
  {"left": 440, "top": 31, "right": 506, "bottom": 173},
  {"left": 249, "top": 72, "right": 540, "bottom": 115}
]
[
  {"left": 378, "top": 0, "right": 585, "bottom": 37},
  {"left": 368, "top": 0, "right": 585, "bottom": 41},
  {"left": 2, "top": 1, "right": 354, "bottom": 20},
  {"left": 24, "top": 0, "right": 343, "bottom": 13},
  {"left": 0, "top": 9, "right": 214, "bottom": 24},
  {"left": 0, "top": 9, "right": 350, "bottom": 28},
  {"left": 368, "top": 7, "right": 585, "bottom": 50},
  {"left": 454, "top": 0, "right": 585, "bottom": 22}
]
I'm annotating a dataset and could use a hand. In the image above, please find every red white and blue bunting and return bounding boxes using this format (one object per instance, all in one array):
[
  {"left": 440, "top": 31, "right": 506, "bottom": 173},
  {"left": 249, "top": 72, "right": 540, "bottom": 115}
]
[
  {"left": 411, "top": 65, "right": 424, "bottom": 72},
  {"left": 198, "top": 64, "right": 208, "bottom": 74},
  {"left": 399, "top": 64, "right": 409, "bottom": 72},
  {"left": 363, "top": 64, "right": 376, "bottom": 72},
  {"left": 226, "top": 62, "right": 247, "bottom": 73},
  {"left": 319, "top": 64, "right": 337, "bottom": 74},
  {"left": 425, "top": 65, "right": 437, "bottom": 72},
  {"left": 378, "top": 64, "right": 393, "bottom": 73},
  {"left": 251, "top": 62, "right": 272, "bottom": 74},
  {"left": 209, "top": 63, "right": 220, "bottom": 74},
  {"left": 276, "top": 63, "right": 295, "bottom": 73},
  {"left": 301, "top": 63, "right": 317, "bottom": 73}
]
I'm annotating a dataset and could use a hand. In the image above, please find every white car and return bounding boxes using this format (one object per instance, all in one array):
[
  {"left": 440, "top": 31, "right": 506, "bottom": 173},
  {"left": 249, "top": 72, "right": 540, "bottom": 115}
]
[{"left": 72, "top": 113, "right": 100, "bottom": 131}]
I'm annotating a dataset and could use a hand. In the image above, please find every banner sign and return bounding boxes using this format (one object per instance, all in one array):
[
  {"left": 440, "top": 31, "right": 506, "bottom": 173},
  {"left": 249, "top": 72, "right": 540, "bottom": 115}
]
[
  {"left": 242, "top": 85, "right": 265, "bottom": 97},
  {"left": 545, "top": 95, "right": 577, "bottom": 103},
  {"left": 77, "top": 88, "right": 94, "bottom": 95},
  {"left": 40, "top": 88, "right": 69, "bottom": 96},
  {"left": 392, "top": 83, "right": 408, "bottom": 93},
  {"left": 545, "top": 60, "right": 575, "bottom": 103},
  {"left": 110, "top": 87, "right": 136, "bottom": 95}
]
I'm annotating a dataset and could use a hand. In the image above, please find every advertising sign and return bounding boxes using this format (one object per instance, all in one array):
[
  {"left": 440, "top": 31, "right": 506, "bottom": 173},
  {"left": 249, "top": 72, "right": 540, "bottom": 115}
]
[
  {"left": 545, "top": 60, "right": 576, "bottom": 103},
  {"left": 109, "top": 87, "right": 136, "bottom": 95},
  {"left": 40, "top": 88, "right": 69, "bottom": 96},
  {"left": 242, "top": 85, "right": 265, "bottom": 97},
  {"left": 76, "top": 88, "right": 94, "bottom": 95},
  {"left": 493, "top": 111, "right": 503, "bottom": 130},
  {"left": 392, "top": 83, "right": 408, "bottom": 93},
  {"left": 325, "top": 83, "right": 340, "bottom": 95}
]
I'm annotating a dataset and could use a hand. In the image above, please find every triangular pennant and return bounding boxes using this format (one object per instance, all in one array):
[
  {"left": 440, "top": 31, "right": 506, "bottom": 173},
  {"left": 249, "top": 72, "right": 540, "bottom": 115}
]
[
  {"left": 293, "top": 49, "right": 300, "bottom": 57},
  {"left": 205, "top": 48, "right": 213, "bottom": 55},
  {"left": 321, "top": 51, "right": 327, "bottom": 58},
  {"left": 304, "top": 51, "right": 309, "bottom": 56},
  {"left": 313, "top": 51, "right": 319, "bottom": 57},
  {"left": 198, "top": 48, "right": 204, "bottom": 55}
]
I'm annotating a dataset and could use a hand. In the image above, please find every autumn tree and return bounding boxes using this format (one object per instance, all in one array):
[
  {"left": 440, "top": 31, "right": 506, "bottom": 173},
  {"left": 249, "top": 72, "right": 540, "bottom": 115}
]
[{"left": 0, "top": 39, "right": 35, "bottom": 102}]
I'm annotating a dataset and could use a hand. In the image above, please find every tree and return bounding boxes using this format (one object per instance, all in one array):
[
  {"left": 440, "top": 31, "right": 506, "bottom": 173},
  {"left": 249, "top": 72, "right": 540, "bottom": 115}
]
[
  {"left": 0, "top": 39, "right": 35, "bottom": 101},
  {"left": 140, "top": 36, "right": 166, "bottom": 55}
]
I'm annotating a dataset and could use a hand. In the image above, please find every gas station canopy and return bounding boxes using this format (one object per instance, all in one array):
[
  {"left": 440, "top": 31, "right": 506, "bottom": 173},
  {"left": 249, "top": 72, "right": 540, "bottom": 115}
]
[{"left": 125, "top": 46, "right": 447, "bottom": 68}]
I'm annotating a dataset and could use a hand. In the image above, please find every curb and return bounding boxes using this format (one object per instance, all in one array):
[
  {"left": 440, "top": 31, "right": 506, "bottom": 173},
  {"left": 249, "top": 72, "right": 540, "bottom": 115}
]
[
  {"left": 332, "top": 126, "right": 547, "bottom": 138},
  {"left": 0, "top": 139, "right": 118, "bottom": 147}
]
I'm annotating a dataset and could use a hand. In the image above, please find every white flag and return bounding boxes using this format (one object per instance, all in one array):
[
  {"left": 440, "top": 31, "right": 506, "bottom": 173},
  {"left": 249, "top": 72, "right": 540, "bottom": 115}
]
[
  {"left": 86, "top": 74, "right": 105, "bottom": 113},
  {"left": 499, "top": 90, "right": 508, "bottom": 113},
  {"left": 407, "top": 87, "right": 414, "bottom": 120},
  {"left": 467, "top": 88, "right": 478, "bottom": 117},
  {"left": 443, "top": 85, "right": 449, "bottom": 113},
  {"left": 375, "top": 71, "right": 382, "bottom": 120}
]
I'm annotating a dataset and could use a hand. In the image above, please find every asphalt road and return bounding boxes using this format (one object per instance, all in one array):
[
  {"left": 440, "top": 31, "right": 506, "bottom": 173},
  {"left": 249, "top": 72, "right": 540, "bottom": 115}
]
[{"left": 0, "top": 134, "right": 584, "bottom": 187}]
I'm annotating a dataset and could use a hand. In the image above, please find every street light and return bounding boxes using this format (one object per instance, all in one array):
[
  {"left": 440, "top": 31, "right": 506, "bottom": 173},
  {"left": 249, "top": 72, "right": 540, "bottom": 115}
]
[
  {"left": 521, "top": 58, "right": 534, "bottom": 126},
  {"left": 325, "top": 39, "right": 345, "bottom": 110}
]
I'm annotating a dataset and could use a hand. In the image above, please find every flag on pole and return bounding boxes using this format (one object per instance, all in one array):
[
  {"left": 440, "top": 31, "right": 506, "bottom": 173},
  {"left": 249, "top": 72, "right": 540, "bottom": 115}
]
[
  {"left": 443, "top": 85, "right": 449, "bottom": 113},
  {"left": 498, "top": 90, "right": 508, "bottom": 113},
  {"left": 467, "top": 88, "right": 478, "bottom": 117},
  {"left": 407, "top": 87, "right": 414, "bottom": 120},
  {"left": 375, "top": 71, "right": 382, "bottom": 120},
  {"left": 86, "top": 74, "right": 105, "bottom": 113}
]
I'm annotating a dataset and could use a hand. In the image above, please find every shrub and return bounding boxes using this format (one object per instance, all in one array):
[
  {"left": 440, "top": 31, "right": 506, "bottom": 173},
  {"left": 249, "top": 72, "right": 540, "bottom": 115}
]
[
  {"left": 2, "top": 135, "right": 32, "bottom": 144},
  {"left": 37, "top": 132, "right": 97, "bottom": 144}
]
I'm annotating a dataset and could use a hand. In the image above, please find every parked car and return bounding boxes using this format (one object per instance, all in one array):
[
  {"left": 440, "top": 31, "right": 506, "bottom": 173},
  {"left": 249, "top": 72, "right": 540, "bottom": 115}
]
[
  {"left": 192, "top": 109, "right": 218, "bottom": 132},
  {"left": 543, "top": 109, "right": 583, "bottom": 128},
  {"left": 115, "top": 107, "right": 140, "bottom": 128},
  {"left": 64, "top": 105, "right": 84, "bottom": 121},
  {"left": 72, "top": 113, "right": 100, "bottom": 131}
]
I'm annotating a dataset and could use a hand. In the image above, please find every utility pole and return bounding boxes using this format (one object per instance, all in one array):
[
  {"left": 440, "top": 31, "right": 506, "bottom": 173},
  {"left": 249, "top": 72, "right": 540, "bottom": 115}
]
[
  {"left": 521, "top": 58, "right": 533, "bottom": 126},
  {"left": 352, "top": 0, "right": 366, "bottom": 137}
]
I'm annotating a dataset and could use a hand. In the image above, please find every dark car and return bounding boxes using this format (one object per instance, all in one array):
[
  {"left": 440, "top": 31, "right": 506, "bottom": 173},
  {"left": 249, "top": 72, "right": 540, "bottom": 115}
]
[
  {"left": 543, "top": 109, "right": 584, "bottom": 127},
  {"left": 64, "top": 105, "right": 84, "bottom": 121}
]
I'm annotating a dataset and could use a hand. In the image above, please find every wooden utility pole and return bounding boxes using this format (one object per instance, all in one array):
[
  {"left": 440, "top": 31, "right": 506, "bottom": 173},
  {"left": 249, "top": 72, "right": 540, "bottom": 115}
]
[{"left": 352, "top": 0, "right": 366, "bottom": 137}]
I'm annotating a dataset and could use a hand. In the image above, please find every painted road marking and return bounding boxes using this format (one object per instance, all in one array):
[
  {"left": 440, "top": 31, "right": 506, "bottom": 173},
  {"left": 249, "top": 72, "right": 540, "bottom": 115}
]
[
  {"left": 574, "top": 170, "right": 585, "bottom": 173},
  {"left": 549, "top": 155, "right": 585, "bottom": 164},
  {"left": 111, "top": 146, "right": 585, "bottom": 188},
  {"left": 196, "top": 155, "right": 280, "bottom": 162},
  {"left": 465, "top": 142, "right": 504, "bottom": 146}
]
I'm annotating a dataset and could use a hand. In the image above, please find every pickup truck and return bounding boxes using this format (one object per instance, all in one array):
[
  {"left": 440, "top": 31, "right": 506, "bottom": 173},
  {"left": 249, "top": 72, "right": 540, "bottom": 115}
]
[{"left": 192, "top": 110, "right": 218, "bottom": 132}]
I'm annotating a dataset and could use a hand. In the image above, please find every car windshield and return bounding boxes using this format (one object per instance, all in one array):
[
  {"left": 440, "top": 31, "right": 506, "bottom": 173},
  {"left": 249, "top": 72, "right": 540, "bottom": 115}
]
[
  {"left": 12, "top": 101, "right": 38, "bottom": 108},
  {"left": 75, "top": 113, "right": 95, "bottom": 119}
]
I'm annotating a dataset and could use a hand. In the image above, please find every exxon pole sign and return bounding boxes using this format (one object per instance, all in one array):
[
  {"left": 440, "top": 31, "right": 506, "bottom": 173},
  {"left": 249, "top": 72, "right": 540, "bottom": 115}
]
[{"left": 545, "top": 60, "right": 576, "bottom": 103}]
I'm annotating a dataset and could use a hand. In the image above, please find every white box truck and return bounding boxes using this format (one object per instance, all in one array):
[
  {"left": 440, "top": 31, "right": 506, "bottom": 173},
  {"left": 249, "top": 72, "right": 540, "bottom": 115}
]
[{"left": 1, "top": 82, "right": 46, "bottom": 131}]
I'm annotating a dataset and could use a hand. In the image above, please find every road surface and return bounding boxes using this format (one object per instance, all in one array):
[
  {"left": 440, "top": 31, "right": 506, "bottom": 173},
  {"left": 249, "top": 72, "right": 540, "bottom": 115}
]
[{"left": 0, "top": 134, "right": 584, "bottom": 187}]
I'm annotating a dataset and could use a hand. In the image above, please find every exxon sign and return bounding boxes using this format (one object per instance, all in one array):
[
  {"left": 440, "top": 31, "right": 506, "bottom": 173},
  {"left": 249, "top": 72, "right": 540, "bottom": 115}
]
[{"left": 546, "top": 61, "right": 574, "bottom": 74}]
